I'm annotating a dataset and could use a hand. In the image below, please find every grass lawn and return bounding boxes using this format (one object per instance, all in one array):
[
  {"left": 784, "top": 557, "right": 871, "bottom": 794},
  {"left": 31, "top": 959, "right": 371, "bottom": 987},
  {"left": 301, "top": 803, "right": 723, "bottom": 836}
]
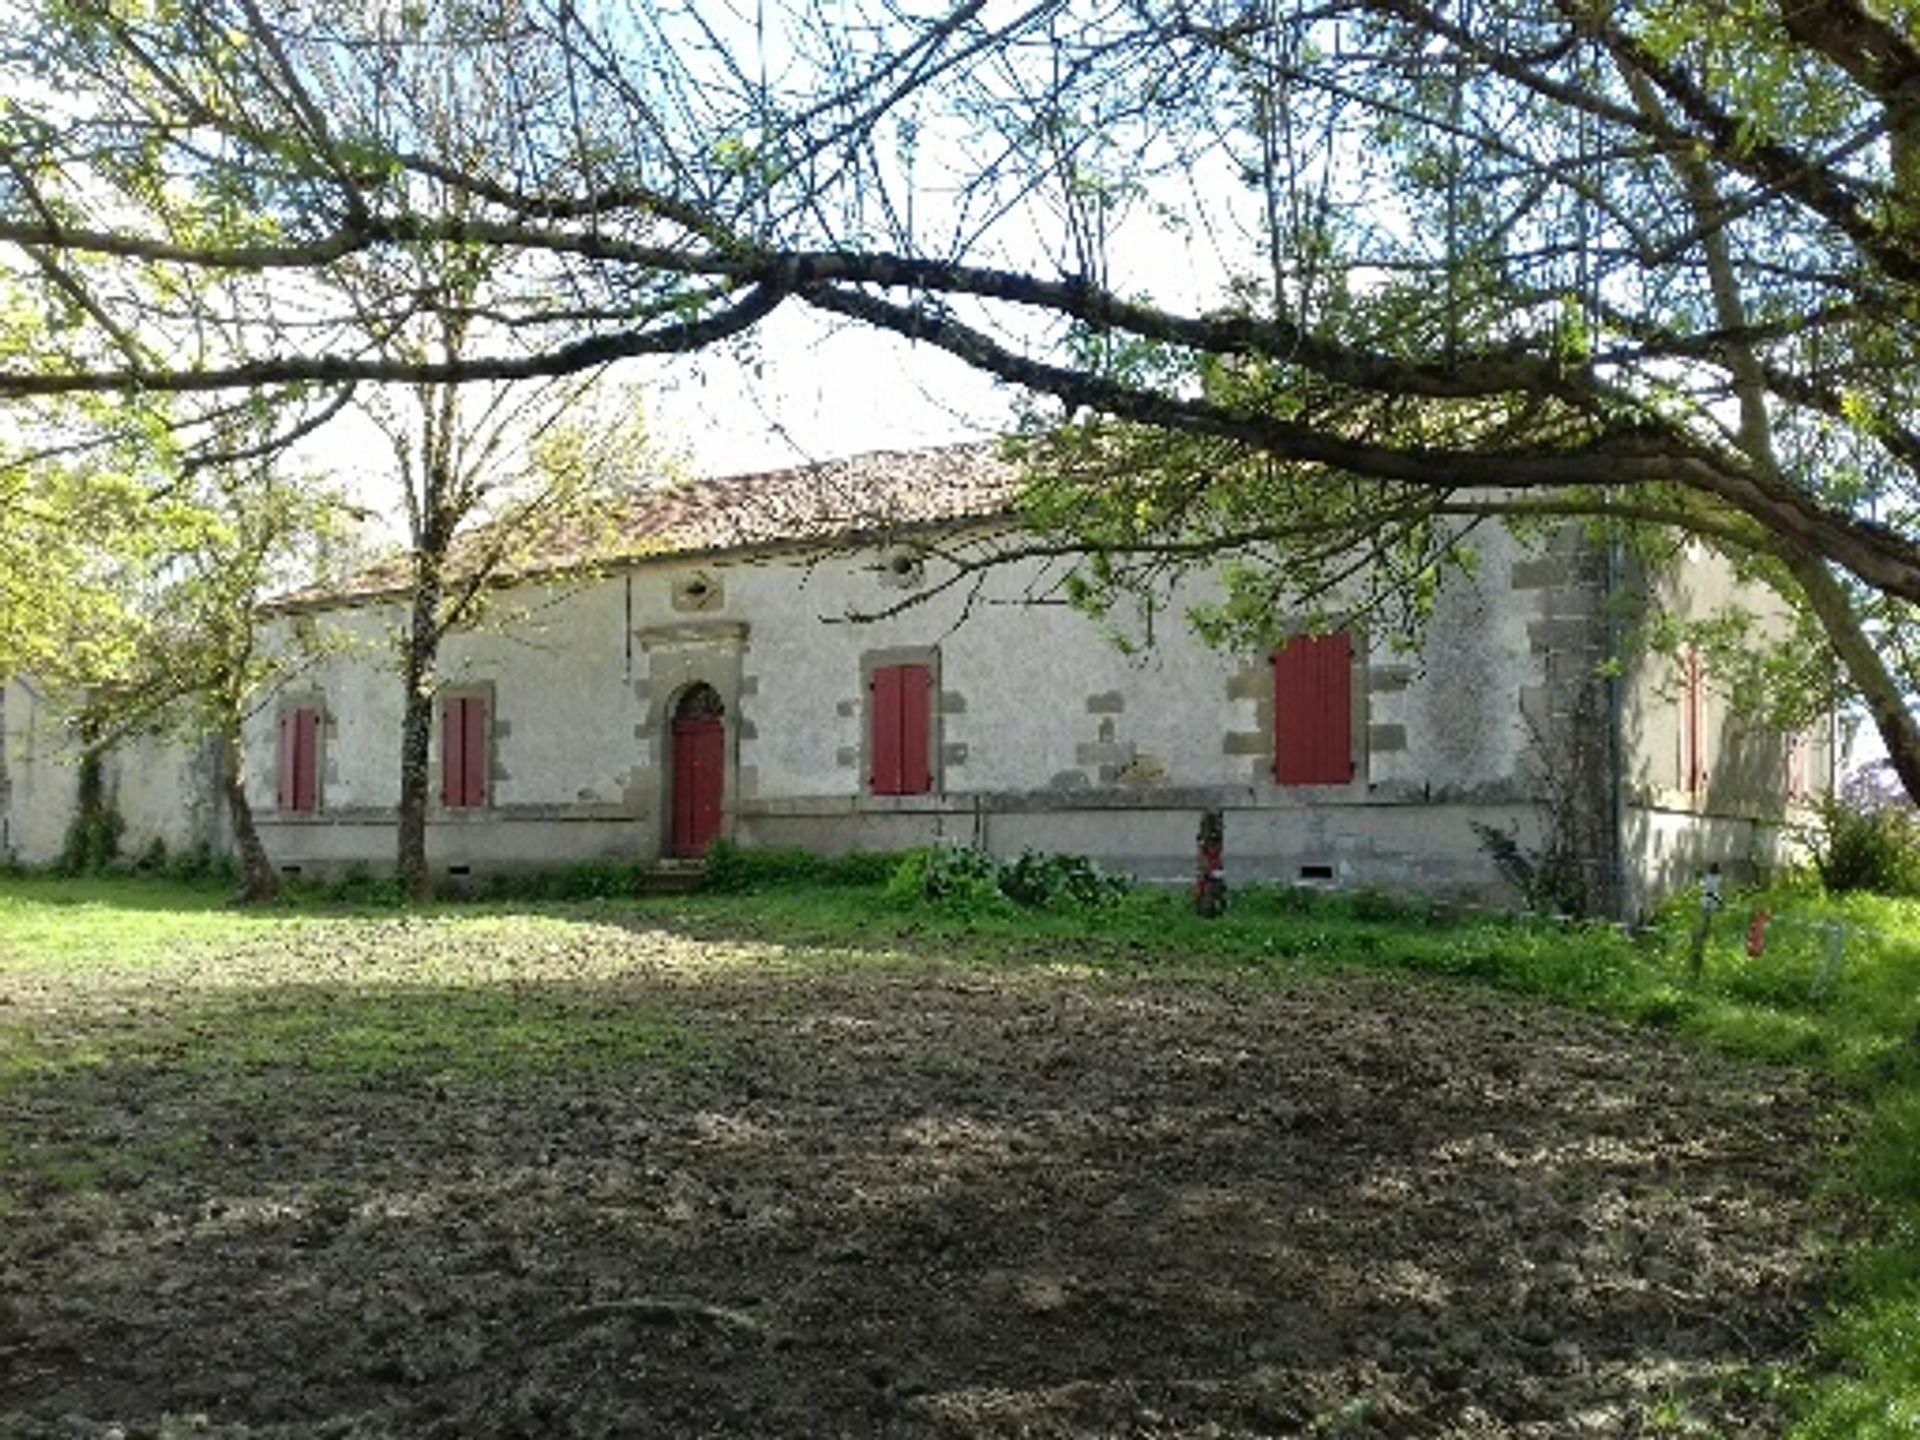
[{"left": 1, "top": 867, "right": 1916, "bottom": 1437}]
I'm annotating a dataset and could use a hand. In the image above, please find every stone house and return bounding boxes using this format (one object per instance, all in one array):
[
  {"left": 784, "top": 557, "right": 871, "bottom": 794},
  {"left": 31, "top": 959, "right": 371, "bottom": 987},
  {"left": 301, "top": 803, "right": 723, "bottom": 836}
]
[{"left": 1, "top": 443, "right": 1831, "bottom": 916}]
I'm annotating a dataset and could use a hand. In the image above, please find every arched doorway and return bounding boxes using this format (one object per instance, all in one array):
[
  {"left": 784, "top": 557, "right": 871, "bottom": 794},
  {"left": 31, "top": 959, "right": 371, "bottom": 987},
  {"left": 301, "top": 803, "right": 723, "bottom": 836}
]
[{"left": 669, "top": 683, "right": 725, "bottom": 857}]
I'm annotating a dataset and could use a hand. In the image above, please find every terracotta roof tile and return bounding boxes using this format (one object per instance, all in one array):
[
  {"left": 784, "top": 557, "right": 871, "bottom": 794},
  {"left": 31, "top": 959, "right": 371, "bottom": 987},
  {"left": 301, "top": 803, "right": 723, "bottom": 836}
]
[
  {"left": 278, "top": 441, "right": 1019, "bottom": 608},
  {"left": 608, "top": 441, "right": 1019, "bottom": 553}
]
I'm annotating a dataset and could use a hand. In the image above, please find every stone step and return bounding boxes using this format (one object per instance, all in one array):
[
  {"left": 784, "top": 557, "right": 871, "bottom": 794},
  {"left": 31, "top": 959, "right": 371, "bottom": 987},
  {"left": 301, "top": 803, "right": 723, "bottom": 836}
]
[{"left": 640, "top": 861, "right": 706, "bottom": 895}]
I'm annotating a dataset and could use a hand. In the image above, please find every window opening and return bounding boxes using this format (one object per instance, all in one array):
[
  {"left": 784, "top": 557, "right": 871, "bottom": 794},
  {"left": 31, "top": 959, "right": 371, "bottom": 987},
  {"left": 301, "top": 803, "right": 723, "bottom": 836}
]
[
  {"left": 1273, "top": 633, "right": 1354, "bottom": 785},
  {"left": 442, "top": 695, "right": 490, "bottom": 809},
  {"left": 870, "top": 663, "right": 933, "bottom": 795}
]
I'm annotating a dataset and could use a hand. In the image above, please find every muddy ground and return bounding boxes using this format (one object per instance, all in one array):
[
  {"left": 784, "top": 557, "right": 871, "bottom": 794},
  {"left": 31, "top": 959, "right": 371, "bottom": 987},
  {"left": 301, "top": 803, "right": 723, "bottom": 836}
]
[{"left": 0, "top": 916, "right": 1840, "bottom": 1438}]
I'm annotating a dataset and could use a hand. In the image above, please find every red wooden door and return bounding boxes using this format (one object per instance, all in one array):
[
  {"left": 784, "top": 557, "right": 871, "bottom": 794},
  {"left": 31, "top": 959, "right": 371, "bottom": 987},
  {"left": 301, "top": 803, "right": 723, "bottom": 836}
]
[{"left": 671, "top": 713, "right": 724, "bottom": 856}]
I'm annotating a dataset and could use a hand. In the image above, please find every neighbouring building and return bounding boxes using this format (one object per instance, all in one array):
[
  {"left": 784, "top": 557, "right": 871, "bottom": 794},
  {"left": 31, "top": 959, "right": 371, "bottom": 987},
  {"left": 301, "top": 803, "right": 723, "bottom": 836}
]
[{"left": 1, "top": 443, "right": 1832, "bottom": 916}]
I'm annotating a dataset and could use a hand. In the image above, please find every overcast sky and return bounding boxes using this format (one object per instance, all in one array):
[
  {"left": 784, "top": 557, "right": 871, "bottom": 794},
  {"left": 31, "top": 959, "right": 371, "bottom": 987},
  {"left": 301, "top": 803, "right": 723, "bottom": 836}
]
[{"left": 640, "top": 306, "right": 1016, "bottom": 477}]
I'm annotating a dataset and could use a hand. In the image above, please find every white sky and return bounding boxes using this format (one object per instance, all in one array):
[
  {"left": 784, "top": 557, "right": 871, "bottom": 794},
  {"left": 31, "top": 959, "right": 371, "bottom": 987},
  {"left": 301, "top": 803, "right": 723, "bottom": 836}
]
[{"left": 636, "top": 305, "right": 1018, "bottom": 476}]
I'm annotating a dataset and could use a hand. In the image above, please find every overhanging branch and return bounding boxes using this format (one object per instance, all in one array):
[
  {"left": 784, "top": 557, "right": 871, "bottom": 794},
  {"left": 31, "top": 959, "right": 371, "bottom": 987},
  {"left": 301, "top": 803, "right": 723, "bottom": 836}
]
[{"left": 0, "top": 282, "right": 789, "bottom": 396}]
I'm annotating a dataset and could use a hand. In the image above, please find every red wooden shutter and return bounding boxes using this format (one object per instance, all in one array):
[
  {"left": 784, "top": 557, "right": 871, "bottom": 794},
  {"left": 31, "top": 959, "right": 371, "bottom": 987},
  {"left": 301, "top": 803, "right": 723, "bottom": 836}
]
[
  {"left": 1685, "top": 651, "right": 1704, "bottom": 794},
  {"left": 292, "top": 708, "right": 319, "bottom": 811},
  {"left": 898, "top": 664, "right": 932, "bottom": 795},
  {"left": 870, "top": 666, "right": 903, "bottom": 795},
  {"left": 442, "top": 698, "right": 464, "bottom": 806},
  {"left": 1273, "top": 633, "right": 1354, "bottom": 785},
  {"left": 277, "top": 711, "right": 294, "bottom": 810},
  {"left": 462, "top": 696, "right": 488, "bottom": 807},
  {"left": 869, "top": 664, "right": 933, "bottom": 796},
  {"left": 440, "top": 697, "right": 489, "bottom": 808}
]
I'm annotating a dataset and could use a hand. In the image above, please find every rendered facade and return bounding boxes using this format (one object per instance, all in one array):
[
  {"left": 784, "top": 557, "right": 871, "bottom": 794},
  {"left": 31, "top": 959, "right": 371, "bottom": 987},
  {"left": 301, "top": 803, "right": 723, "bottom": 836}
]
[{"left": 1, "top": 445, "right": 1831, "bottom": 916}]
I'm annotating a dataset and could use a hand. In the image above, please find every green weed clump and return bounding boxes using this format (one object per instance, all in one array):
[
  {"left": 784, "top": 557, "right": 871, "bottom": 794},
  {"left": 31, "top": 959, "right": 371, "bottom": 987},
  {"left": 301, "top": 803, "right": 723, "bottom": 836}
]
[
  {"left": 998, "top": 848, "right": 1133, "bottom": 909},
  {"left": 287, "top": 859, "right": 647, "bottom": 906},
  {"left": 886, "top": 844, "right": 1005, "bottom": 911},
  {"left": 886, "top": 845, "right": 1131, "bottom": 914},
  {"left": 56, "top": 808, "right": 123, "bottom": 877}
]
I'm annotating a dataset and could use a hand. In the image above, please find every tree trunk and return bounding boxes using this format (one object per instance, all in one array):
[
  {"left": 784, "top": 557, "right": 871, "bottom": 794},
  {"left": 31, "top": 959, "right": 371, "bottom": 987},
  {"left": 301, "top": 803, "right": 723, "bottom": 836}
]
[
  {"left": 221, "top": 723, "right": 280, "bottom": 904},
  {"left": 1627, "top": 59, "right": 1920, "bottom": 810},
  {"left": 391, "top": 370, "right": 463, "bottom": 905},
  {"left": 396, "top": 570, "right": 441, "bottom": 903},
  {"left": 1780, "top": 548, "right": 1920, "bottom": 806}
]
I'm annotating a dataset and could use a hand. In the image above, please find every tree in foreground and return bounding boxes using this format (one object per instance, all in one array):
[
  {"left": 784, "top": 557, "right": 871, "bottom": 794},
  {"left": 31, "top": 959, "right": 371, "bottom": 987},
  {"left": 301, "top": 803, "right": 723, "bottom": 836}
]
[
  {"left": 0, "top": 0, "right": 1914, "bottom": 799},
  {"left": 308, "top": 1, "right": 666, "bottom": 900},
  {"left": 0, "top": 406, "right": 188, "bottom": 690},
  {"left": 361, "top": 363, "right": 660, "bottom": 901},
  {"left": 117, "top": 453, "right": 343, "bottom": 902},
  {"left": 1, "top": 393, "right": 345, "bottom": 899}
]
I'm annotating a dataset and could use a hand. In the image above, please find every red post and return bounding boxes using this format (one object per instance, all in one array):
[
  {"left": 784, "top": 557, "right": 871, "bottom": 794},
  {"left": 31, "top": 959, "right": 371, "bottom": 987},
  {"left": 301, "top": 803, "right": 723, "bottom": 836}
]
[{"left": 1195, "top": 809, "right": 1227, "bottom": 917}]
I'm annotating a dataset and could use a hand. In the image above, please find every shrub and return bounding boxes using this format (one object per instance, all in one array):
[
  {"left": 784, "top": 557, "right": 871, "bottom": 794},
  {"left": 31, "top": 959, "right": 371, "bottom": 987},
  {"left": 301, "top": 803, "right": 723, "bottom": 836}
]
[
  {"left": 825, "top": 851, "right": 902, "bottom": 887},
  {"left": 1234, "top": 883, "right": 1325, "bottom": 917},
  {"left": 889, "top": 844, "right": 1007, "bottom": 911},
  {"left": 1348, "top": 886, "right": 1421, "bottom": 924},
  {"left": 998, "top": 847, "right": 1131, "bottom": 910},
  {"left": 1471, "top": 820, "right": 1590, "bottom": 917},
  {"left": 56, "top": 750, "right": 125, "bottom": 876},
  {"left": 57, "top": 806, "right": 124, "bottom": 876},
  {"left": 179, "top": 843, "right": 237, "bottom": 887},
  {"left": 165, "top": 842, "right": 208, "bottom": 883},
  {"left": 133, "top": 835, "right": 169, "bottom": 874},
  {"left": 469, "top": 870, "right": 552, "bottom": 902},
  {"left": 1812, "top": 784, "right": 1920, "bottom": 897}
]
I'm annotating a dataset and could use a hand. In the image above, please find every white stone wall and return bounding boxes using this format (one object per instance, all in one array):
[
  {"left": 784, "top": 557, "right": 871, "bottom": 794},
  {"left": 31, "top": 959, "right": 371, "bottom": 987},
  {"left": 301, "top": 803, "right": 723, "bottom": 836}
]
[
  {"left": 2, "top": 678, "right": 76, "bottom": 864},
  {"left": 104, "top": 729, "right": 221, "bottom": 861},
  {"left": 705, "top": 526, "right": 1542, "bottom": 809},
  {"left": 249, "top": 579, "right": 643, "bottom": 815},
  {"left": 1619, "top": 543, "right": 1832, "bottom": 906},
  {"left": 223, "top": 521, "right": 1571, "bottom": 893},
  {"left": 9, "top": 512, "right": 1660, "bottom": 904},
  {"left": 245, "top": 607, "right": 403, "bottom": 813},
  {"left": 1, "top": 678, "right": 218, "bottom": 866},
  {"left": 8, "top": 495, "right": 1825, "bottom": 914},
  {"left": 1385, "top": 548, "right": 1535, "bottom": 795},
  {"left": 719, "top": 551, "right": 1260, "bottom": 799}
]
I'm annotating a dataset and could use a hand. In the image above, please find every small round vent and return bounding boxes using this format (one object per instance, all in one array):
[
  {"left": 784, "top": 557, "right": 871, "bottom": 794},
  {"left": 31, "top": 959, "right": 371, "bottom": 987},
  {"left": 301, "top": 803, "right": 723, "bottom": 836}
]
[{"left": 879, "top": 549, "right": 925, "bottom": 590}]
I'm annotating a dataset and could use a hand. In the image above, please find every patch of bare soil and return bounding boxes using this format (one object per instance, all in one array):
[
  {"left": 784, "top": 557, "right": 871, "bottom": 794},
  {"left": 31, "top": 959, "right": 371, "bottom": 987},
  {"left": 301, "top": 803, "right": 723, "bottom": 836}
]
[{"left": 1, "top": 920, "right": 1839, "bottom": 1437}]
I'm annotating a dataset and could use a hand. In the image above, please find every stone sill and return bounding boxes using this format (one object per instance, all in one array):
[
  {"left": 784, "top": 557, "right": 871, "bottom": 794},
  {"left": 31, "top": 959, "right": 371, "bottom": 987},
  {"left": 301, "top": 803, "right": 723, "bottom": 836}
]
[
  {"left": 1628, "top": 790, "right": 1798, "bottom": 823},
  {"left": 740, "top": 783, "right": 1529, "bottom": 818},
  {"left": 260, "top": 802, "right": 636, "bottom": 826}
]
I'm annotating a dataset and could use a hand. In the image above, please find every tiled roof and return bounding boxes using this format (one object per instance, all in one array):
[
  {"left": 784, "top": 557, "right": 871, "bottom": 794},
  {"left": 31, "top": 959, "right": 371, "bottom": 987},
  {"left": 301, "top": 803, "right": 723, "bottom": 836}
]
[
  {"left": 277, "top": 441, "right": 1020, "bottom": 607},
  {"left": 606, "top": 441, "right": 1020, "bottom": 553}
]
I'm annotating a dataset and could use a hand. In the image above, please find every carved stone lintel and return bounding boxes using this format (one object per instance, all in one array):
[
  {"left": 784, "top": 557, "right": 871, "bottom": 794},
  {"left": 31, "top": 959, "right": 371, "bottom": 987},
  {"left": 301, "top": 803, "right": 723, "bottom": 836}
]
[{"left": 636, "top": 621, "right": 749, "bottom": 651}]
